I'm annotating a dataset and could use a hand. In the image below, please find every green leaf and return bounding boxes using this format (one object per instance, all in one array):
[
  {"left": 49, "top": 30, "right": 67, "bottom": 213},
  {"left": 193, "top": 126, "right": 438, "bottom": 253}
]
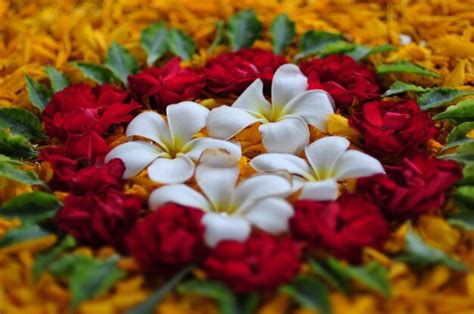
[
  {"left": 297, "top": 30, "right": 345, "bottom": 59},
  {"left": 440, "top": 142, "right": 474, "bottom": 164},
  {"left": 104, "top": 41, "right": 140, "bottom": 86},
  {"left": 383, "top": 81, "right": 428, "bottom": 97},
  {"left": 454, "top": 186, "right": 474, "bottom": 209},
  {"left": 167, "top": 29, "right": 196, "bottom": 61},
  {"left": 50, "top": 255, "right": 125, "bottom": 310},
  {"left": 208, "top": 20, "right": 225, "bottom": 53},
  {"left": 346, "top": 44, "right": 395, "bottom": 61},
  {"left": 0, "top": 158, "right": 43, "bottom": 185},
  {"left": 309, "top": 259, "right": 350, "bottom": 293},
  {"left": 280, "top": 276, "right": 330, "bottom": 314},
  {"left": 140, "top": 21, "right": 169, "bottom": 67},
  {"left": 0, "top": 225, "right": 51, "bottom": 248},
  {"left": 319, "top": 41, "right": 355, "bottom": 58},
  {"left": 45, "top": 65, "right": 69, "bottom": 92},
  {"left": 178, "top": 280, "right": 237, "bottom": 314},
  {"left": 73, "top": 62, "right": 116, "bottom": 84},
  {"left": 33, "top": 235, "right": 76, "bottom": 281},
  {"left": 270, "top": 14, "right": 296, "bottom": 55},
  {"left": 0, "top": 131, "right": 37, "bottom": 159},
  {"left": 458, "top": 163, "right": 474, "bottom": 186},
  {"left": 0, "top": 107, "right": 45, "bottom": 140},
  {"left": 433, "top": 99, "right": 474, "bottom": 122},
  {"left": 441, "top": 122, "right": 474, "bottom": 152},
  {"left": 0, "top": 192, "right": 62, "bottom": 225},
  {"left": 448, "top": 210, "right": 474, "bottom": 230},
  {"left": 397, "top": 225, "right": 467, "bottom": 271},
  {"left": 24, "top": 74, "right": 52, "bottom": 112},
  {"left": 226, "top": 10, "right": 262, "bottom": 51},
  {"left": 376, "top": 61, "right": 441, "bottom": 78},
  {"left": 418, "top": 88, "right": 474, "bottom": 110},
  {"left": 126, "top": 266, "right": 193, "bottom": 314}
]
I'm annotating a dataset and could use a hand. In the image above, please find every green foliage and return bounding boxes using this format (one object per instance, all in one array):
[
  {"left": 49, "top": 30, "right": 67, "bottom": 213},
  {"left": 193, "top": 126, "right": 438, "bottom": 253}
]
[
  {"left": 383, "top": 81, "right": 428, "bottom": 97},
  {"left": 376, "top": 61, "right": 441, "bottom": 78},
  {"left": 104, "top": 41, "right": 140, "bottom": 86},
  {"left": 0, "top": 107, "right": 45, "bottom": 140},
  {"left": 24, "top": 74, "right": 52, "bottom": 112},
  {"left": 0, "top": 192, "right": 61, "bottom": 225},
  {"left": 45, "top": 65, "right": 69, "bottom": 92},
  {"left": 270, "top": 14, "right": 296, "bottom": 54},
  {"left": 0, "top": 225, "right": 51, "bottom": 248},
  {"left": 167, "top": 29, "right": 196, "bottom": 61},
  {"left": 140, "top": 21, "right": 169, "bottom": 66},
  {"left": 280, "top": 276, "right": 331, "bottom": 314},
  {"left": 226, "top": 10, "right": 262, "bottom": 51},
  {"left": 433, "top": 99, "right": 474, "bottom": 122},
  {"left": 418, "top": 88, "right": 474, "bottom": 110},
  {"left": 73, "top": 62, "right": 116, "bottom": 84},
  {"left": 0, "top": 131, "right": 37, "bottom": 159}
]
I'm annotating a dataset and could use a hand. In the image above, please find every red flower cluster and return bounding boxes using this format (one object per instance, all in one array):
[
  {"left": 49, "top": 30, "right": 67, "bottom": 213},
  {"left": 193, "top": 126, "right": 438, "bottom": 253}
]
[
  {"left": 349, "top": 99, "right": 437, "bottom": 160},
  {"left": 204, "top": 233, "right": 301, "bottom": 292},
  {"left": 43, "top": 84, "right": 140, "bottom": 163},
  {"left": 126, "top": 204, "right": 207, "bottom": 273},
  {"left": 300, "top": 55, "right": 380, "bottom": 108},
  {"left": 358, "top": 153, "right": 462, "bottom": 220},
  {"left": 291, "top": 193, "right": 389, "bottom": 262},
  {"left": 128, "top": 57, "right": 205, "bottom": 113},
  {"left": 204, "top": 48, "right": 286, "bottom": 95}
]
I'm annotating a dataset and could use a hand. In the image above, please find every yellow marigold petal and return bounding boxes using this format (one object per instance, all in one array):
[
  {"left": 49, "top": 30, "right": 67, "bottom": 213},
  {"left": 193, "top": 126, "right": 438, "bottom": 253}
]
[
  {"left": 326, "top": 114, "right": 360, "bottom": 142},
  {"left": 417, "top": 216, "right": 461, "bottom": 253}
]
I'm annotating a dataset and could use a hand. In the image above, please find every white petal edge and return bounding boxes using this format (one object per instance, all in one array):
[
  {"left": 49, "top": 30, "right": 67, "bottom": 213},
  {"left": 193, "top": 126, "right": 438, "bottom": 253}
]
[
  {"left": 232, "top": 79, "right": 272, "bottom": 118},
  {"left": 250, "top": 153, "right": 312, "bottom": 178},
  {"left": 304, "top": 136, "right": 350, "bottom": 180},
  {"left": 166, "top": 101, "right": 209, "bottom": 147},
  {"left": 334, "top": 150, "right": 385, "bottom": 180},
  {"left": 148, "top": 184, "right": 210, "bottom": 211},
  {"left": 259, "top": 116, "right": 309, "bottom": 154},
  {"left": 147, "top": 154, "right": 195, "bottom": 184},
  {"left": 299, "top": 179, "right": 339, "bottom": 201},
  {"left": 105, "top": 141, "right": 162, "bottom": 179},
  {"left": 183, "top": 138, "right": 241, "bottom": 161},
  {"left": 271, "top": 64, "right": 308, "bottom": 111},
  {"left": 126, "top": 111, "right": 171, "bottom": 148},
  {"left": 202, "top": 213, "right": 251, "bottom": 247},
  {"left": 206, "top": 106, "right": 259, "bottom": 140},
  {"left": 195, "top": 149, "right": 239, "bottom": 212},
  {"left": 243, "top": 197, "right": 294, "bottom": 234}
]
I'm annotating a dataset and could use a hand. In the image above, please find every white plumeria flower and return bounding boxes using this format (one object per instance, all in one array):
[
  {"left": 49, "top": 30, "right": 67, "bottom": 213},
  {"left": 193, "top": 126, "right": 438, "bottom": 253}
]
[
  {"left": 105, "top": 101, "right": 241, "bottom": 184},
  {"left": 149, "top": 149, "right": 294, "bottom": 247},
  {"left": 206, "top": 63, "right": 335, "bottom": 154},
  {"left": 250, "top": 136, "right": 385, "bottom": 201}
]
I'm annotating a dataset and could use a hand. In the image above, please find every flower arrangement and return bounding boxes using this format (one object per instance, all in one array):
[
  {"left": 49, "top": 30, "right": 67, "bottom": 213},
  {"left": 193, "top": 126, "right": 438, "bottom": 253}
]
[{"left": 1, "top": 1, "right": 474, "bottom": 314}]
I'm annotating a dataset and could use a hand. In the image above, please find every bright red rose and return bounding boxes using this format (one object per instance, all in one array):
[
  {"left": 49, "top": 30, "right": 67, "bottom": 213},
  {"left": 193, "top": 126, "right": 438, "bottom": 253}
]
[
  {"left": 204, "top": 233, "right": 301, "bottom": 292},
  {"left": 55, "top": 189, "right": 141, "bottom": 250},
  {"left": 300, "top": 55, "right": 380, "bottom": 108},
  {"left": 126, "top": 203, "right": 206, "bottom": 273},
  {"left": 358, "top": 153, "right": 462, "bottom": 220},
  {"left": 128, "top": 57, "right": 205, "bottom": 113},
  {"left": 349, "top": 99, "right": 438, "bottom": 160},
  {"left": 204, "top": 48, "right": 286, "bottom": 95},
  {"left": 291, "top": 193, "right": 389, "bottom": 262}
]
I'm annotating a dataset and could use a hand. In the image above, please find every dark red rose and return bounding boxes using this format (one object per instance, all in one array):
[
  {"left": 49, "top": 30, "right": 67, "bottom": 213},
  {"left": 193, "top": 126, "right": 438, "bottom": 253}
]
[
  {"left": 358, "top": 152, "right": 462, "bottom": 220},
  {"left": 55, "top": 189, "right": 141, "bottom": 250},
  {"left": 300, "top": 55, "right": 380, "bottom": 108},
  {"left": 349, "top": 99, "right": 438, "bottom": 160},
  {"left": 291, "top": 193, "right": 389, "bottom": 262},
  {"left": 204, "top": 233, "right": 301, "bottom": 292},
  {"left": 126, "top": 203, "right": 206, "bottom": 273},
  {"left": 43, "top": 83, "right": 140, "bottom": 141},
  {"left": 204, "top": 48, "right": 286, "bottom": 95},
  {"left": 128, "top": 57, "right": 205, "bottom": 112}
]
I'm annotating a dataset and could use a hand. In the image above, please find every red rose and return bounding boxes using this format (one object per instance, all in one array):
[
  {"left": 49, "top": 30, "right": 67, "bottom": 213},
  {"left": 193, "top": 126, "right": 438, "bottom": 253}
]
[
  {"left": 204, "top": 233, "right": 301, "bottom": 292},
  {"left": 349, "top": 99, "right": 437, "bottom": 160},
  {"left": 291, "top": 193, "right": 389, "bottom": 262},
  {"left": 358, "top": 153, "right": 462, "bottom": 220},
  {"left": 128, "top": 57, "right": 205, "bottom": 113},
  {"left": 300, "top": 55, "right": 380, "bottom": 108},
  {"left": 204, "top": 48, "right": 286, "bottom": 95},
  {"left": 126, "top": 203, "right": 206, "bottom": 273},
  {"left": 55, "top": 189, "right": 141, "bottom": 250}
]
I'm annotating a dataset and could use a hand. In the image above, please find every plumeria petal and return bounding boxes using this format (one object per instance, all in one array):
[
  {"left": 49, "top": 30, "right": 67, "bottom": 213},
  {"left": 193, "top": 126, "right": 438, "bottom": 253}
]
[
  {"left": 202, "top": 213, "right": 251, "bottom": 247},
  {"left": 126, "top": 111, "right": 171, "bottom": 148},
  {"left": 232, "top": 79, "right": 272, "bottom": 117},
  {"left": 148, "top": 184, "right": 210, "bottom": 211},
  {"left": 250, "top": 153, "right": 312, "bottom": 178},
  {"left": 259, "top": 116, "right": 309, "bottom": 153},
  {"left": 207, "top": 105, "right": 260, "bottom": 139},
  {"left": 233, "top": 173, "right": 293, "bottom": 212},
  {"left": 147, "top": 154, "right": 195, "bottom": 184},
  {"left": 299, "top": 179, "right": 339, "bottom": 200},
  {"left": 184, "top": 138, "right": 241, "bottom": 160},
  {"left": 282, "top": 90, "right": 335, "bottom": 131},
  {"left": 243, "top": 197, "right": 293, "bottom": 234},
  {"left": 167, "top": 101, "right": 209, "bottom": 148},
  {"left": 196, "top": 149, "right": 239, "bottom": 212},
  {"left": 105, "top": 141, "right": 162, "bottom": 179},
  {"left": 334, "top": 150, "right": 385, "bottom": 180},
  {"left": 271, "top": 64, "right": 308, "bottom": 110},
  {"left": 304, "top": 136, "right": 350, "bottom": 180}
]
